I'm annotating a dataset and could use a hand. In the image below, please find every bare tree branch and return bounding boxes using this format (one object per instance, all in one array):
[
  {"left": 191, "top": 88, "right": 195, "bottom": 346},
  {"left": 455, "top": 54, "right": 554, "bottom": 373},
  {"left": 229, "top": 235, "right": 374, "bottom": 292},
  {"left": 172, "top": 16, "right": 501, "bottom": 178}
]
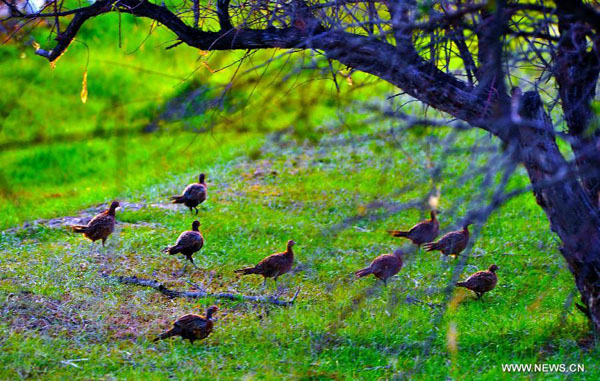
[
  {"left": 103, "top": 273, "right": 301, "bottom": 306},
  {"left": 216, "top": 0, "right": 233, "bottom": 30}
]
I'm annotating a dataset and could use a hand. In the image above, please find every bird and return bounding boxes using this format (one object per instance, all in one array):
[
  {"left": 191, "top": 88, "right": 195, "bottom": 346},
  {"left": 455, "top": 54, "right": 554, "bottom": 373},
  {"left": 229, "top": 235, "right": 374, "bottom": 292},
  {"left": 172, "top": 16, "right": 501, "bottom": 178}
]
[
  {"left": 154, "top": 305, "right": 218, "bottom": 343},
  {"left": 72, "top": 201, "right": 119, "bottom": 247},
  {"left": 170, "top": 173, "right": 207, "bottom": 215},
  {"left": 456, "top": 264, "right": 499, "bottom": 299},
  {"left": 388, "top": 210, "right": 440, "bottom": 247},
  {"left": 235, "top": 240, "right": 296, "bottom": 286},
  {"left": 423, "top": 223, "right": 471, "bottom": 256},
  {"left": 355, "top": 248, "right": 404, "bottom": 286},
  {"left": 163, "top": 220, "right": 204, "bottom": 269}
]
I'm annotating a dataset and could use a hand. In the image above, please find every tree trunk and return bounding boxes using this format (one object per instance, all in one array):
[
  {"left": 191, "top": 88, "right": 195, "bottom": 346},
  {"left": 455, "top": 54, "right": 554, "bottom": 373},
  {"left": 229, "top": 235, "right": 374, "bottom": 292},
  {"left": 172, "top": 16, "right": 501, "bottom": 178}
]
[
  {"left": 514, "top": 89, "right": 600, "bottom": 331},
  {"left": 555, "top": 3, "right": 600, "bottom": 207}
]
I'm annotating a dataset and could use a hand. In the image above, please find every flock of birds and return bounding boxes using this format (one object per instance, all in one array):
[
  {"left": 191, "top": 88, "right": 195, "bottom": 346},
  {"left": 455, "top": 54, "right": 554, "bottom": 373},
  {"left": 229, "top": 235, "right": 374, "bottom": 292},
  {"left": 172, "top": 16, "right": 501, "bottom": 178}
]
[{"left": 69, "top": 173, "right": 498, "bottom": 344}]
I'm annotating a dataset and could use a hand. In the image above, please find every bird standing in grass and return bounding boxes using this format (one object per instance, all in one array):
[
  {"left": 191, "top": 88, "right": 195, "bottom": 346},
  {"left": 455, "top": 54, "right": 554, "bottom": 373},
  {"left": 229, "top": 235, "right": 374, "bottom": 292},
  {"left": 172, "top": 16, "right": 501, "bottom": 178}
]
[
  {"left": 163, "top": 220, "right": 204, "bottom": 269},
  {"left": 154, "top": 305, "right": 218, "bottom": 343},
  {"left": 423, "top": 223, "right": 471, "bottom": 257},
  {"left": 170, "top": 173, "right": 207, "bottom": 215},
  {"left": 72, "top": 200, "right": 119, "bottom": 247},
  {"left": 235, "top": 240, "right": 296, "bottom": 286},
  {"left": 388, "top": 210, "right": 440, "bottom": 247},
  {"left": 456, "top": 264, "right": 499, "bottom": 299},
  {"left": 355, "top": 248, "right": 404, "bottom": 286}
]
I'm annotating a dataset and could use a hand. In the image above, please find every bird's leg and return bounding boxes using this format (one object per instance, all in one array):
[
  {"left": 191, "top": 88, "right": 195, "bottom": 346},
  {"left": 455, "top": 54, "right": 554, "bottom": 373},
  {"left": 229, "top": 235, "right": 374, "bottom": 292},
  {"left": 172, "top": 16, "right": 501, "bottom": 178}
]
[
  {"left": 102, "top": 238, "right": 106, "bottom": 248},
  {"left": 195, "top": 207, "right": 199, "bottom": 215},
  {"left": 274, "top": 277, "right": 282, "bottom": 294},
  {"left": 383, "top": 278, "right": 388, "bottom": 287},
  {"left": 476, "top": 292, "right": 482, "bottom": 300},
  {"left": 189, "top": 207, "right": 193, "bottom": 214},
  {"left": 262, "top": 277, "right": 267, "bottom": 288}
]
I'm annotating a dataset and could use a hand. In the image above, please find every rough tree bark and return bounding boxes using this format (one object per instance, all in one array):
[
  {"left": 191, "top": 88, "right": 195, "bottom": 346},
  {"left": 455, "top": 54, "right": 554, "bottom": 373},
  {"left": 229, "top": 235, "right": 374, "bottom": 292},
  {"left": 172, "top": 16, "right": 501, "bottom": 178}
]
[
  {"left": 555, "top": 0, "right": 600, "bottom": 207},
  {"left": 513, "top": 89, "right": 600, "bottom": 330}
]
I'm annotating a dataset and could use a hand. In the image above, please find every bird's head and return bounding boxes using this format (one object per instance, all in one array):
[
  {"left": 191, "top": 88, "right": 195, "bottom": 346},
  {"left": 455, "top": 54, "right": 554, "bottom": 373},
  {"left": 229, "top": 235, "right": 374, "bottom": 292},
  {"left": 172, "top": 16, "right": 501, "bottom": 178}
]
[
  {"left": 393, "top": 248, "right": 404, "bottom": 258},
  {"left": 206, "top": 305, "right": 218, "bottom": 318},
  {"left": 192, "top": 220, "right": 201, "bottom": 231},
  {"left": 107, "top": 201, "right": 120, "bottom": 215},
  {"left": 199, "top": 173, "right": 206, "bottom": 183},
  {"left": 287, "top": 240, "right": 296, "bottom": 248},
  {"left": 488, "top": 264, "right": 499, "bottom": 273}
]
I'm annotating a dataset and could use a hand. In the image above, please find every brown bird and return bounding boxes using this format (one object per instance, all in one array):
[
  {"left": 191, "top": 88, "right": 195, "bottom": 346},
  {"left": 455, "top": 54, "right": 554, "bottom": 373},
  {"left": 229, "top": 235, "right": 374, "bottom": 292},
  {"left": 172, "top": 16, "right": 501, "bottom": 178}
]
[
  {"left": 388, "top": 210, "right": 440, "bottom": 247},
  {"left": 170, "top": 173, "right": 207, "bottom": 215},
  {"left": 423, "top": 223, "right": 471, "bottom": 256},
  {"left": 72, "top": 201, "right": 119, "bottom": 247},
  {"left": 456, "top": 264, "right": 499, "bottom": 299},
  {"left": 235, "top": 240, "right": 296, "bottom": 286},
  {"left": 355, "top": 249, "right": 404, "bottom": 286},
  {"left": 163, "top": 220, "right": 204, "bottom": 269},
  {"left": 154, "top": 305, "right": 218, "bottom": 343}
]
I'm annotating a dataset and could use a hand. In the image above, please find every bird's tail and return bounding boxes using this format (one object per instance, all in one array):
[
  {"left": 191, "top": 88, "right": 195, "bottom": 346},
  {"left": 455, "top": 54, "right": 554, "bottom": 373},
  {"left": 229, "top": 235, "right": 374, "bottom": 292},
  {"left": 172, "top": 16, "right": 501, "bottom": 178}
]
[
  {"left": 153, "top": 328, "right": 177, "bottom": 342},
  {"left": 234, "top": 267, "right": 258, "bottom": 275},
  {"left": 170, "top": 195, "right": 184, "bottom": 204},
  {"left": 71, "top": 225, "right": 88, "bottom": 233},
  {"left": 355, "top": 267, "right": 373, "bottom": 278},
  {"left": 387, "top": 230, "right": 409, "bottom": 238},
  {"left": 422, "top": 242, "right": 437, "bottom": 252}
]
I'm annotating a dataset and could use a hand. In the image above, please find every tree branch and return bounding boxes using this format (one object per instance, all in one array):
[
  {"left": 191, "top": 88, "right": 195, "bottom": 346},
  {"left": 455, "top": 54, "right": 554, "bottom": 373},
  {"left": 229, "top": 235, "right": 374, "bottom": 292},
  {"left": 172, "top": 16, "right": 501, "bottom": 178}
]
[
  {"left": 27, "top": 0, "right": 513, "bottom": 141},
  {"left": 103, "top": 273, "right": 301, "bottom": 307},
  {"left": 216, "top": 0, "right": 233, "bottom": 31},
  {"left": 554, "top": 0, "right": 600, "bottom": 206},
  {"left": 193, "top": 0, "right": 200, "bottom": 28},
  {"left": 33, "top": 0, "right": 114, "bottom": 61},
  {"left": 555, "top": 0, "right": 600, "bottom": 33}
]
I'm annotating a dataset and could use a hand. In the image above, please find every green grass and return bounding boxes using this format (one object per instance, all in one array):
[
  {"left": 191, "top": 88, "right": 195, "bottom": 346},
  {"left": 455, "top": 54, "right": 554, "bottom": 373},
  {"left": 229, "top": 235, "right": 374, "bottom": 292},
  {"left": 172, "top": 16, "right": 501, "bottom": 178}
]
[
  {"left": 0, "top": 12, "right": 382, "bottom": 229},
  {"left": 1, "top": 13, "right": 598, "bottom": 380},
  {"left": 0, "top": 131, "right": 261, "bottom": 229},
  {"left": 0, "top": 127, "right": 597, "bottom": 379}
]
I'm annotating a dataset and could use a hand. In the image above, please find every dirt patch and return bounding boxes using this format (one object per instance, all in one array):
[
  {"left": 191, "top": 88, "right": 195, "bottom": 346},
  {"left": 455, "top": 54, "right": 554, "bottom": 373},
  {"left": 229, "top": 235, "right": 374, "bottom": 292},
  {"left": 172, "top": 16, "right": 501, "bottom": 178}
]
[
  {"left": 0, "top": 291, "right": 93, "bottom": 336},
  {"left": 3, "top": 201, "right": 174, "bottom": 234}
]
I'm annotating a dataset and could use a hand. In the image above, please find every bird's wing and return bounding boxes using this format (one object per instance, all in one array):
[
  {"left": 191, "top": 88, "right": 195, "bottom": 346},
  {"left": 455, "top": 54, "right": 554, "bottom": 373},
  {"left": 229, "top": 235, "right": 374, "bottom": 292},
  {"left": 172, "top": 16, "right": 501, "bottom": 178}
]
[
  {"left": 409, "top": 221, "right": 433, "bottom": 235},
  {"left": 478, "top": 271, "right": 496, "bottom": 285},
  {"left": 256, "top": 252, "right": 286, "bottom": 273},
  {"left": 87, "top": 213, "right": 109, "bottom": 228},
  {"left": 175, "top": 231, "right": 203, "bottom": 248},
  {"left": 183, "top": 184, "right": 206, "bottom": 200},
  {"left": 463, "top": 271, "right": 491, "bottom": 288},
  {"left": 438, "top": 231, "right": 462, "bottom": 247},
  {"left": 371, "top": 255, "right": 395, "bottom": 271},
  {"left": 174, "top": 314, "right": 208, "bottom": 331}
]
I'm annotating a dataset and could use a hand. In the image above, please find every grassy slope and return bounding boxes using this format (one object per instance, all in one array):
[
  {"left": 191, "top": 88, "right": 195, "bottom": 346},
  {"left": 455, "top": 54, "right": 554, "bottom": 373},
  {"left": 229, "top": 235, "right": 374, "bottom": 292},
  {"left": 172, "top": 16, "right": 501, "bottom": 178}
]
[
  {"left": 0, "top": 13, "right": 355, "bottom": 229},
  {"left": 1, "top": 128, "right": 597, "bottom": 379},
  {"left": 1, "top": 13, "right": 597, "bottom": 381}
]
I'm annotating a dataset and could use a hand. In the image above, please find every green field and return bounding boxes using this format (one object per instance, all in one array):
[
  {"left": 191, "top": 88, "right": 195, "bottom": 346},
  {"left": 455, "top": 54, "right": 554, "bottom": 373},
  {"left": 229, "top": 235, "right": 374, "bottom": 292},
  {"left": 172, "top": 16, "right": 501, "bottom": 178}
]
[{"left": 1, "top": 14, "right": 597, "bottom": 380}]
